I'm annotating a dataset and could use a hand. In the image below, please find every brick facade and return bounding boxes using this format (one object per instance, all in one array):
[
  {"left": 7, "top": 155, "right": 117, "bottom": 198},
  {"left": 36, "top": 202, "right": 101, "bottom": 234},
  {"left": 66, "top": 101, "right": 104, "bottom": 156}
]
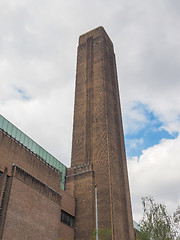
[
  {"left": 0, "top": 130, "right": 75, "bottom": 240},
  {"left": 67, "top": 27, "right": 134, "bottom": 240},
  {"left": 2, "top": 166, "right": 61, "bottom": 240}
]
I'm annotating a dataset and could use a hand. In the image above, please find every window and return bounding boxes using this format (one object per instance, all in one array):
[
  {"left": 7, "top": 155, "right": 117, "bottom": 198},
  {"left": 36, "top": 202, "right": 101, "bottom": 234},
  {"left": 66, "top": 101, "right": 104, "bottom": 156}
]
[{"left": 61, "top": 210, "right": 74, "bottom": 228}]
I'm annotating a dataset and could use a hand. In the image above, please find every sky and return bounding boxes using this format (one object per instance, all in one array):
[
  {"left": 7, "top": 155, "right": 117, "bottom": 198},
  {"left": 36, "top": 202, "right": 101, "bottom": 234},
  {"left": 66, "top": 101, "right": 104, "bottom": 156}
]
[{"left": 1, "top": 0, "right": 180, "bottom": 222}]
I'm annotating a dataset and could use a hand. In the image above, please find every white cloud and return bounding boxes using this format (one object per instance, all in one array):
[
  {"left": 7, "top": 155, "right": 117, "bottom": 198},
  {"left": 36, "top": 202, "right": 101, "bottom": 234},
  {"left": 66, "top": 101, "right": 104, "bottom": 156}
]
[{"left": 129, "top": 135, "right": 180, "bottom": 222}]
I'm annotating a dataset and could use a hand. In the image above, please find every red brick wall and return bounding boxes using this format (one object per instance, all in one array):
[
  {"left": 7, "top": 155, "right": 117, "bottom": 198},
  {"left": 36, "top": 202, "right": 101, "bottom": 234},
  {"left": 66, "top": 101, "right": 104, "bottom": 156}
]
[
  {"left": 0, "top": 131, "right": 61, "bottom": 192},
  {"left": 70, "top": 27, "right": 135, "bottom": 240},
  {"left": 3, "top": 176, "right": 61, "bottom": 240},
  {"left": 0, "top": 131, "right": 75, "bottom": 239},
  {"left": 60, "top": 223, "right": 74, "bottom": 240},
  {"left": 67, "top": 168, "right": 95, "bottom": 240}
]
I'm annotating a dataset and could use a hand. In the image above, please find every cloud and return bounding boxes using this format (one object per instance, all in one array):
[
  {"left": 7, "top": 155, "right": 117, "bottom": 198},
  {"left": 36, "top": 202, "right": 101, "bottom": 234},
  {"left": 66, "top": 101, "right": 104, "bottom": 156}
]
[
  {"left": 128, "top": 135, "right": 180, "bottom": 221},
  {"left": 116, "top": 0, "right": 180, "bottom": 134}
]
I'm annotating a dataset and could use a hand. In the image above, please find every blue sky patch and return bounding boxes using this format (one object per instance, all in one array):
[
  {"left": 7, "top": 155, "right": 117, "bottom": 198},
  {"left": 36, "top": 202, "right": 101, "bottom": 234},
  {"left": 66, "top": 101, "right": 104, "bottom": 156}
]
[{"left": 124, "top": 103, "right": 178, "bottom": 158}]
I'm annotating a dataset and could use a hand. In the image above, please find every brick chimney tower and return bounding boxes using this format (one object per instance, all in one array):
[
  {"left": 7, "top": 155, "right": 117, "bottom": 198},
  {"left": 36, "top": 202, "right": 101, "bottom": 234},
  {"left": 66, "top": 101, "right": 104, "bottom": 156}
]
[{"left": 66, "top": 27, "right": 134, "bottom": 240}]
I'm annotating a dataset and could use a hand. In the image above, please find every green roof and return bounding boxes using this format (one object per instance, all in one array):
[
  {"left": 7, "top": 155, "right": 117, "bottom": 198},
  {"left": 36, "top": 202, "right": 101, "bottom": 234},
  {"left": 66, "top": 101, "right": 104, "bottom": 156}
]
[{"left": 0, "top": 114, "right": 66, "bottom": 190}]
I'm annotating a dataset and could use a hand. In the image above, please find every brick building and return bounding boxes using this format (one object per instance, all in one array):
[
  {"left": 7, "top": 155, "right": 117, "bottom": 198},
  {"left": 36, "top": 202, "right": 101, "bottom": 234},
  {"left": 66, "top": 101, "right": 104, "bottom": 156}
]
[{"left": 0, "top": 27, "right": 139, "bottom": 240}]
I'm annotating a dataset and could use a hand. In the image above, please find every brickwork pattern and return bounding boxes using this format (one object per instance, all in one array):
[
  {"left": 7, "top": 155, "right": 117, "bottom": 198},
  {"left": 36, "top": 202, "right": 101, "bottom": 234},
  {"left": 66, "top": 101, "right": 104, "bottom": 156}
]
[
  {"left": 2, "top": 175, "right": 61, "bottom": 240},
  {"left": 0, "top": 131, "right": 75, "bottom": 239},
  {"left": 12, "top": 165, "right": 62, "bottom": 205},
  {"left": 0, "top": 130, "right": 61, "bottom": 192},
  {"left": 0, "top": 169, "right": 12, "bottom": 239},
  {"left": 67, "top": 166, "right": 95, "bottom": 240},
  {"left": 69, "top": 27, "right": 134, "bottom": 240}
]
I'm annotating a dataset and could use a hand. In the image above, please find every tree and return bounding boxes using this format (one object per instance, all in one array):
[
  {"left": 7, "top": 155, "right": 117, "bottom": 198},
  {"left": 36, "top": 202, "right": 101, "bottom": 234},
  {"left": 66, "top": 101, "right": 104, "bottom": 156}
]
[
  {"left": 91, "top": 228, "right": 112, "bottom": 240},
  {"left": 174, "top": 206, "right": 180, "bottom": 226},
  {"left": 139, "top": 197, "right": 177, "bottom": 240},
  {"left": 174, "top": 206, "right": 180, "bottom": 240}
]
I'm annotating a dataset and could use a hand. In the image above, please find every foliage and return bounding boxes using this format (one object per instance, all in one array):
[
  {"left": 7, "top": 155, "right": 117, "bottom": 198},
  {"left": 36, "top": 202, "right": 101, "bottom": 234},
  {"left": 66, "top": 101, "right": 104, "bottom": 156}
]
[
  {"left": 91, "top": 228, "right": 112, "bottom": 240},
  {"left": 139, "top": 196, "right": 177, "bottom": 240},
  {"left": 174, "top": 206, "right": 180, "bottom": 226},
  {"left": 174, "top": 206, "right": 180, "bottom": 240}
]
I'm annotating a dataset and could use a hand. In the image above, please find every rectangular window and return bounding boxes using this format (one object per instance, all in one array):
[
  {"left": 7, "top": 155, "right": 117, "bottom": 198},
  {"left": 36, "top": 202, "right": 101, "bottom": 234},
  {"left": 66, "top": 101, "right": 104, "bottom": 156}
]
[{"left": 61, "top": 210, "right": 74, "bottom": 228}]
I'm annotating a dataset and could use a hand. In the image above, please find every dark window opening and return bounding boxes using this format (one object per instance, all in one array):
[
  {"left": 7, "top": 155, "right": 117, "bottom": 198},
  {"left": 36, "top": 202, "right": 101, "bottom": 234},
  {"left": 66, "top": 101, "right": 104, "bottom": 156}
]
[{"left": 61, "top": 210, "right": 74, "bottom": 228}]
